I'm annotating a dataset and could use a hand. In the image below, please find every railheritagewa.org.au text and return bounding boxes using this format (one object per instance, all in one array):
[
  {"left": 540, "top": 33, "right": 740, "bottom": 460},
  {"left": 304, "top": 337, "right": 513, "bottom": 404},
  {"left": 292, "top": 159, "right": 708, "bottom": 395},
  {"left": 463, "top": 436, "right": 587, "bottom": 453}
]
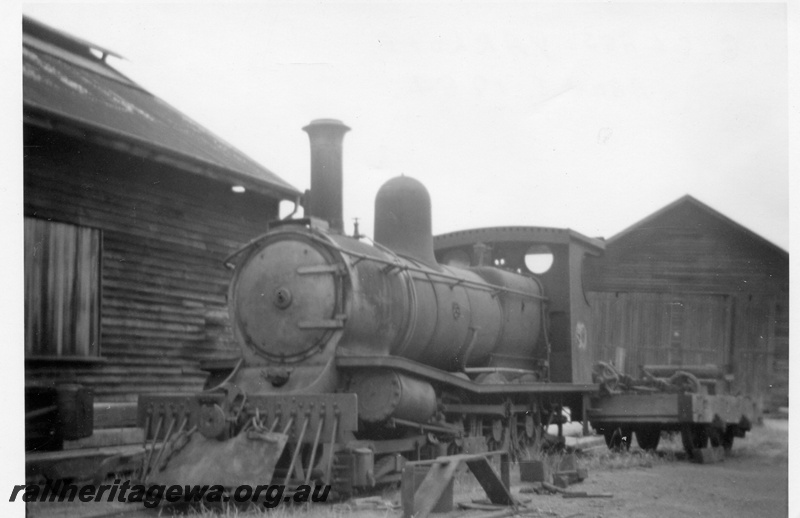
[{"left": 10, "top": 480, "right": 331, "bottom": 508}]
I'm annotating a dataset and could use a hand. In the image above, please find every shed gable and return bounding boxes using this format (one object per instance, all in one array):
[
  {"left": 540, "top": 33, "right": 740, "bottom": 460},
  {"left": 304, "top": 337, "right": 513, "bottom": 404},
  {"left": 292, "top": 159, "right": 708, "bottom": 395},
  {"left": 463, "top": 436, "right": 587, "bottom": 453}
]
[
  {"left": 584, "top": 195, "right": 789, "bottom": 411},
  {"left": 585, "top": 197, "right": 788, "bottom": 295}
]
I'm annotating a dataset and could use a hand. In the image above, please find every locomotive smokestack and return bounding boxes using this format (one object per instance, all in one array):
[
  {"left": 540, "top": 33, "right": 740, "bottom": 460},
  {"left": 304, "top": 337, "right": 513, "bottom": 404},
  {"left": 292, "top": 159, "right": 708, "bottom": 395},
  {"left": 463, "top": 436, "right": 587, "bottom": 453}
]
[
  {"left": 374, "top": 176, "right": 439, "bottom": 267},
  {"left": 303, "top": 119, "right": 350, "bottom": 233}
]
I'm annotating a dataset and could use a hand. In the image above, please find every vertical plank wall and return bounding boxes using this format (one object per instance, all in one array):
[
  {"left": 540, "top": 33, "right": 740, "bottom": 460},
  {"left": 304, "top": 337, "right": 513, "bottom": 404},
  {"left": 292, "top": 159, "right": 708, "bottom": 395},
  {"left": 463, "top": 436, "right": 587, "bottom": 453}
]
[
  {"left": 24, "top": 218, "right": 100, "bottom": 357},
  {"left": 584, "top": 202, "right": 789, "bottom": 410},
  {"left": 587, "top": 292, "right": 728, "bottom": 374}
]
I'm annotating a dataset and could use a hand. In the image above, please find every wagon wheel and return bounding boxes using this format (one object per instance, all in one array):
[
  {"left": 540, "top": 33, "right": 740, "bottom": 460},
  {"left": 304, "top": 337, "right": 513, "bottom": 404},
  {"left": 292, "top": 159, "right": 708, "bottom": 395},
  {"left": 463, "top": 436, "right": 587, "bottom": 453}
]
[
  {"left": 510, "top": 413, "right": 540, "bottom": 458},
  {"left": 635, "top": 427, "right": 661, "bottom": 451},
  {"left": 603, "top": 427, "right": 632, "bottom": 451},
  {"left": 524, "top": 414, "right": 536, "bottom": 439},
  {"left": 523, "top": 414, "right": 542, "bottom": 447},
  {"left": 680, "top": 424, "right": 708, "bottom": 459},
  {"left": 491, "top": 418, "right": 504, "bottom": 443},
  {"left": 707, "top": 425, "right": 722, "bottom": 448},
  {"left": 486, "top": 418, "right": 506, "bottom": 452},
  {"left": 721, "top": 426, "right": 736, "bottom": 453}
]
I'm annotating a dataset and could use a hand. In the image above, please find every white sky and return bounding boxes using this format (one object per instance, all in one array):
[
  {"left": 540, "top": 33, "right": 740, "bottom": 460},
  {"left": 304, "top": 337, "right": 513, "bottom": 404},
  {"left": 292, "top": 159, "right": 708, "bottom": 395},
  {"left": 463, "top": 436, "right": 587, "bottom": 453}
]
[
  {"left": 0, "top": 3, "right": 797, "bottom": 516},
  {"left": 15, "top": 1, "right": 791, "bottom": 249}
]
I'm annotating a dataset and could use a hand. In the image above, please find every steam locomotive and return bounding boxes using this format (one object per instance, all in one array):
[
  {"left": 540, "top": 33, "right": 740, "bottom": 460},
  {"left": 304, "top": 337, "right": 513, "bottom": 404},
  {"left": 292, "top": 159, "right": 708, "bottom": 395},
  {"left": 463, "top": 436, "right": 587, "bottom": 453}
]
[{"left": 136, "top": 120, "right": 749, "bottom": 496}]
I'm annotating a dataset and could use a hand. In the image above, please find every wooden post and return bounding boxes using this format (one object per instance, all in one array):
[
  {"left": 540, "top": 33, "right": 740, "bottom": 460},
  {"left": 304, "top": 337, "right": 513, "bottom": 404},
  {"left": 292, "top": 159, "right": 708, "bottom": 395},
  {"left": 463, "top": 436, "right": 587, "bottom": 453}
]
[{"left": 582, "top": 393, "right": 590, "bottom": 436}]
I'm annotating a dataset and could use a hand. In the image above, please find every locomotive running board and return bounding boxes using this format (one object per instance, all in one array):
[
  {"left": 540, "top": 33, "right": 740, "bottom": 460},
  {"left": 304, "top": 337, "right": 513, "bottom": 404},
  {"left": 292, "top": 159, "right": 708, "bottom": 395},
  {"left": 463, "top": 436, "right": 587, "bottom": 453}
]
[{"left": 336, "top": 355, "right": 598, "bottom": 395}]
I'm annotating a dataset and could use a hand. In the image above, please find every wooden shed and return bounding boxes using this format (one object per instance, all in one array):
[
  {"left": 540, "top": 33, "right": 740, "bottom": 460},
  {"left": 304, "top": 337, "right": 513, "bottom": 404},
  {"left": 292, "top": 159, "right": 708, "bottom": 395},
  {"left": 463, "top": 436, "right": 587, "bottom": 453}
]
[
  {"left": 23, "top": 16, "right": 299, "bottom": 416},
  {"left": 584, "top": 195, "right": 789, "bottom": 412}
]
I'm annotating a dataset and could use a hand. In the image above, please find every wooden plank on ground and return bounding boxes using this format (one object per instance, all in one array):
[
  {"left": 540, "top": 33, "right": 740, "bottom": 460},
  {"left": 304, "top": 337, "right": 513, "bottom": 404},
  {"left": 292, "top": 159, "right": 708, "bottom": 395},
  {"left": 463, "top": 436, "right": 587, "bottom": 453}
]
[
  {"left": 412, "top": 459, "right": 460, "bottom": 518},
  {"left": 465, "top": 457, "right": 514, "bottom": 505}
]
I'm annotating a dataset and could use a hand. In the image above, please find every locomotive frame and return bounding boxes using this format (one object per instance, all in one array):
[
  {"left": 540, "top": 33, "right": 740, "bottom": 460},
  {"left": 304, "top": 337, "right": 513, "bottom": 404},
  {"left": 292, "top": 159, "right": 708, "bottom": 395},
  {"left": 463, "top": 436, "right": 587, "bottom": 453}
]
[{"left": 135, "top": 119, "right": 757, "bottom": 498}]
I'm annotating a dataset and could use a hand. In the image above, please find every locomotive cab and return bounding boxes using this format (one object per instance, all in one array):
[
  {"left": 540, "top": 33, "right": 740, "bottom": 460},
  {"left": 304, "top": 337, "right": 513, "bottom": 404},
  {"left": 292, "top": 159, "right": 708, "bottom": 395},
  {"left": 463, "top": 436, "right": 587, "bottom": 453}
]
[{"left": 434, "top": 227, "right": 605, "bottom": 384}]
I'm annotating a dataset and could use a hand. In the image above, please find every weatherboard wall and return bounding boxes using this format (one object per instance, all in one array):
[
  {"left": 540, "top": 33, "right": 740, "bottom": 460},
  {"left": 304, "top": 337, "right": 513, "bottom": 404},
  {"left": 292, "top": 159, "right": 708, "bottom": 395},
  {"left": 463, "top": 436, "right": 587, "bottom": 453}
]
[{"left": 24, "top": 128, "right": 279, "bottom": 400}]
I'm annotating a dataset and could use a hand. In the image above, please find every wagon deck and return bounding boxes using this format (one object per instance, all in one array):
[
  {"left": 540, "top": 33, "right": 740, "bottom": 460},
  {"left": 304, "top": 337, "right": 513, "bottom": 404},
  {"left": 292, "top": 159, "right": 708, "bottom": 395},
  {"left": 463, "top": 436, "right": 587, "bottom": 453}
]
[{"left": 588, "top": 392, "right": 757, "bottom": 428}]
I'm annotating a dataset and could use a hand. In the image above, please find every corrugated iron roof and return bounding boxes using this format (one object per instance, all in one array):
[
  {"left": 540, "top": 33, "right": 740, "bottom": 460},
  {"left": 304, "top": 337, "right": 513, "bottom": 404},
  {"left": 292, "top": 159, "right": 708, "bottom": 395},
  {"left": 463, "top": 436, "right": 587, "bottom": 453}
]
[{"left": 22, "top": 16, "right": 299, "bottom": 197}]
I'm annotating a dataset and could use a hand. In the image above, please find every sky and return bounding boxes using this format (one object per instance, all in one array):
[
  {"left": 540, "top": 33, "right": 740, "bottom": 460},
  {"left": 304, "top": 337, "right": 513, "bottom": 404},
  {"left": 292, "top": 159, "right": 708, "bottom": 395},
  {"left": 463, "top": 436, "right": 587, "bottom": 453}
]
[
  {"left": 1, "top": 2, "right": 797, "bottom": 515},
  {"left": 14, "top": 1, "right": 792, "bottom": 250}
]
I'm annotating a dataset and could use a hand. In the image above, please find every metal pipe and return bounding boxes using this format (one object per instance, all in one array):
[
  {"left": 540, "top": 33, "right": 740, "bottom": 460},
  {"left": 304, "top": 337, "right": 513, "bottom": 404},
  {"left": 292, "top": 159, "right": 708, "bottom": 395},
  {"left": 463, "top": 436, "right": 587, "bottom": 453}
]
[
  {"left": 149, "top": 414, "right": 178, "bottom": 475},
  {"left": 284, "top": 412, "right": 310, "bottom": 485},
  {"left": 173, "top": 415, "right": 188, "bottom": 440},
  {"left": 391, "top": 418, "right": 462, "bottom": 436},
  {"left": 642, "top": 364, "right": 723, "bottom": 379},
  {"left": 305, "top": 415, "right": 325, "bottom": 485},
  {"left": 143, "top": 414, "right": 164, "bottom": 480},
  {"left": 281, "top": 196, "right": 302, "bottom": 221},
  {"left": 303, "top": 119, "right": 350, "bottom": 233},
  {"left": 324, "top": 414, "right": 339, "bottom": 485},
  {"left": 141, "top": 414, "right": 152, "bottom": 452},
  {"left": 203, "top": 358, "right": 244, "bottom": 392},
  {"left": 281, "top": 416, "right": 295, "bottom": 435},
  {"left": 309, "top": 233, "right": 547, "bottom": 301},
  {"left": 463, "top": 367, "right": 540, "bottom": 375}
]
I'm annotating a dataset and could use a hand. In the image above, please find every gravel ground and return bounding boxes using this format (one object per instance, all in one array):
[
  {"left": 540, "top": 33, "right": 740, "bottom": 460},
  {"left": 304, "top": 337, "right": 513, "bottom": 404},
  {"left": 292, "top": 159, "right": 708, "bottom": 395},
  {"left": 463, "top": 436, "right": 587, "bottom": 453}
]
[
  {"left": 468, "top": 418, "right": 789, "bottom": 518},
  {"left": 23, "top": 419, "right": 788, "bottom": 518}
]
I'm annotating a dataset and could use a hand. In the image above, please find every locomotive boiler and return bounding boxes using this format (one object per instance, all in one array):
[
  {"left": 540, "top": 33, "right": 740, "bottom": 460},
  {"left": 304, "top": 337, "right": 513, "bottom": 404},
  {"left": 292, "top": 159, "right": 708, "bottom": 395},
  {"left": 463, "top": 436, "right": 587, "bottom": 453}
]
[{"left": 137, "top": 119, "right": 605, "bottom": 495}]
